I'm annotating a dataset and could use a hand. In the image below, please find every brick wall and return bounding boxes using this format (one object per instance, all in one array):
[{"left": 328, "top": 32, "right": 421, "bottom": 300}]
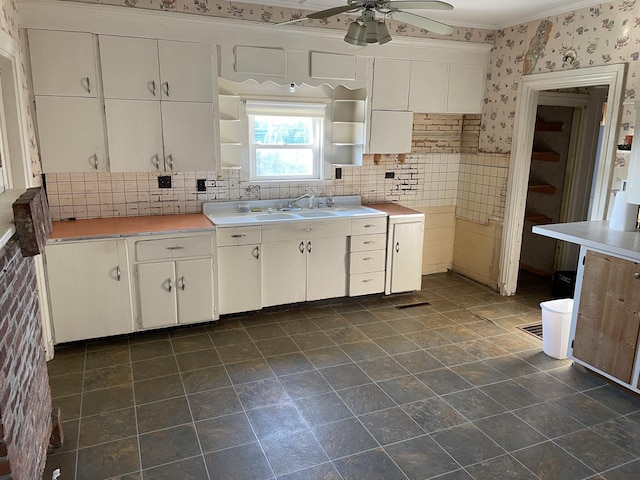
[{"left": 0, "top": 238, "right": 51, "bottom": 480}]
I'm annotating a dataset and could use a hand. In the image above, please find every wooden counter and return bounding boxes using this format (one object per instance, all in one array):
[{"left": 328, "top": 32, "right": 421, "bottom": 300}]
[{"left": 49, "top": 214, "right": 214, "bottom": 241}]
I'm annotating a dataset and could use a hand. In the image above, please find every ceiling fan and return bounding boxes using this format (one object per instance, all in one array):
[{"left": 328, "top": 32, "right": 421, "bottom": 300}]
[{"left": 278, "top": 0, "right": 454, "bottom": 45}]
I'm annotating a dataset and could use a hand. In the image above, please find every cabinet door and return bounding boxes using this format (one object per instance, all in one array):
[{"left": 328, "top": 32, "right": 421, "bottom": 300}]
[
  {"left": 369, "top": 110, "right": 413, "bottom": 154},
  {"left": 161, "top": 101, "right": 216, "bottom": 171},
  {"left": 99, "top": 36, "right": 161, "bottom": 100},
  {"left": 372, "top": 58, "right": 410, "bottom": 110},
  {"left": 218, "top": 245, "right": 262, "bottom": 314},
  {"left": 158, "top": 40, "right": 213, "bottom": 102},
  {"left": 409, "top": 61, "right": 448, "bottom": 113},
  {"left": 389, "top": 221, "right": 424, "bottom": 293},
  {"left": 447, "top": 64, "right": 485, "bottom": 114},
  {"left": 261, "top": 240, "right": 306, "bottom": 307},
  {"left": 29, "top": 30, "right": 97, "bottom": 97},
  {"left": 573, "top": 251, "right": 640, "bottom": 383},
  {"left": 35, "top": 96, "right": 106, "bottom": 173},
  {"left": 137, "top": 262, "right": 178, "bottom": 329},
  {"left": 306, "top": 236, "right": 348, "bottom": 301},
  {"left": 176, "top": 258, "right": 215, "bottom": 324},
  {"left": 46, "top": 240, "right": 133, "bottom": 343},
  {"left": 105, "top": 99, "right": 164, "bottom": 172}
]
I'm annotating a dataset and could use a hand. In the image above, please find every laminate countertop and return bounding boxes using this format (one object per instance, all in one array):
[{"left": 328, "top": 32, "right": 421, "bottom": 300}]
[
  {"left": 366, "top": 203, "right": 424, "bottom": 217},
  {"left": 49, "top": 214, "right": 214, "bottom": 241}
]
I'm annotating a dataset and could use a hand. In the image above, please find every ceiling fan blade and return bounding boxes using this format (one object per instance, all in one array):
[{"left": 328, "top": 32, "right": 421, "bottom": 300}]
[
  {"left": 387, "top": 10, "right": 454, "bottom": 35},
  {"left": 275, "top": 17, "right": 308, "bottom": 25},
  {"left": 307, "top": 5, "right": 360, "bottom": 19},
  {"left": 382, "top": 1, "right": 453, "bottom": 10}
]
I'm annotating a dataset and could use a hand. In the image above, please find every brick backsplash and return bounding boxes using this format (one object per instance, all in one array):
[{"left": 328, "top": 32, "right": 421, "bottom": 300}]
[
  {"left": 44, "top": 113, "right": 505, "bottom": 224},
  {"left": 0, "top": 238, "right": 52, "bottom": 479}
]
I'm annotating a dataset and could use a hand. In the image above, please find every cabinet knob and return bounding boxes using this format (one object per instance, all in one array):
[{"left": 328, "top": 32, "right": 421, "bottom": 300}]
[
  {"left": 151, "top": 80, "right": 157, "bottom": 97},
  {"left": 116, "top": 266, "right": 121, "bottom": 282},
  {"left": 163, "top": 81, "right": 170, "bottom": 97},
  {"left": 252, "top": 246, "right": 260, "bottom": 259},
  {"left": 167, "top": 278, "right": 173, "bottom": 292},
  {"left": 299, "top": 241, "right": 305, "bottom": 253},
  {"left": 395, "top": 242, "right": 400, "bottom": 253},
  {"left": 166, "top": 154, "right": 174, "bottom": 169},
  {"left": 307, "top": 241, "right": 312, "bottom": 253},
  {"left": 83, "top": 76, "right": 91, "bottom": 94},
  {"left": 634, "top": 272, "right": 640, "bottom": 280},
  {"left": 179, "top": 276, "right": 186, "bottom": 291},
  {"left": 90, "top": 154, "right": 98, "bottom": 170},
  {"left": 152, "top": 154, "right": 160, "bottom": 169}
]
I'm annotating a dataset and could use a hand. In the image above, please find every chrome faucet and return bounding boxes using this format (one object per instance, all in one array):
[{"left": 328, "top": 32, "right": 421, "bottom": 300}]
[{"left": 288, "top": 193, "right": 310, "bottom": 208}]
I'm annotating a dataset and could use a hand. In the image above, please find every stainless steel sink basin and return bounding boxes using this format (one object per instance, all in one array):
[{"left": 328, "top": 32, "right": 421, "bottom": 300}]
[
  {"left": 254, "top": 213, "right": 295, "bottom": 220},
  {"left": 296, "top": 210, "right": 337, "bottom": 218}
]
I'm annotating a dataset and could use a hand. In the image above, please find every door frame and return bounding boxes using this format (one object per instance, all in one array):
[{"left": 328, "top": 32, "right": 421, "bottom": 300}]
[{"left": 498, "top": 64, "right": 626, "bottom": 295}]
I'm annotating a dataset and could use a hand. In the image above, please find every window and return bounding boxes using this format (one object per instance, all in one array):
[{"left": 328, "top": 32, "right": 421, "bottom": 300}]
[{"left": 246, "top": 101, "right": 325, "bottom": 181}]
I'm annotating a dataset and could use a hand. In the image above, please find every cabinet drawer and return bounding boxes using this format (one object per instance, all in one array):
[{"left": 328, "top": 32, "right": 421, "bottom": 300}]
[
  {"left": 350, "top": 233, "right": 387, "bottom": 252},
  {"left": 217, "top": 226, "right": 261, "bottom": 246},
  {"left": 349, "top": 271, "right": 385, "bottom": 296},
  {"left": 262, "top": 219, "right": 350, "bottom": 242},
  {"left": 135, "top": 235, "right": 213, "bottom": 261},
  {"left": 350, "top": 250, "right": 386, "bottom": 274},
  {"left": 351, "top": 217, "right": 387, "bottom": 235}
]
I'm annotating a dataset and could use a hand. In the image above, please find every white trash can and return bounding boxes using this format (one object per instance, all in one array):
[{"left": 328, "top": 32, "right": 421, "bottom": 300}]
[{"left": 540, "top": 298, "right": 573, "bottom": 359}]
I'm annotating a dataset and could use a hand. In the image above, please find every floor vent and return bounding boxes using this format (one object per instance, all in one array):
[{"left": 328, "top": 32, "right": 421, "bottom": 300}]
[
  {"left": 396, "top": 301, "right": 431, "bottom": 309},
  {"left": 518, "top": 323, "right": 543, "bottom": 339}
]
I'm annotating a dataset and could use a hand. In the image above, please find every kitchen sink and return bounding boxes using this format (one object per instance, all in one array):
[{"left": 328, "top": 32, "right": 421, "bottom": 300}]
[{"left": 296, "top": 210, "right": 337, "bottom": 218}]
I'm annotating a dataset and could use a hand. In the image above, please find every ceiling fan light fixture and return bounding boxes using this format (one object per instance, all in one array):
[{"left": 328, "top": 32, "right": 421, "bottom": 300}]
[
  {"left": 344, "top": 21, "right": 367, "bottom": 46},
  {"left": 377, "top": 21, "right": 392, "bottom": 44},
  {"left": 364, "top": 19, "right": 379, "bottom": 43}
]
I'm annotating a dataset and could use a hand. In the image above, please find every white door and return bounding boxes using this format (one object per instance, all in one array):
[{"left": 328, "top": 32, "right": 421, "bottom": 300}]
[
  {"left": 390, "top": 222, "right": 424, "bottom": 293},
  {"left": 261, "top": 240, "right": 306, "bottom": 307},
  {"left": 409, "top": 61, "right": 448, "bottom": 113},
  {"left": 218, "top": 244, "right": 262, "bottom": 314},
  {"left": 28, "top": 30, "right": 97, "bottom": 97},
  {"left": 35, "top": 96, "right": 106, "bottom": 172},
  {"left": 137, "top": 262, "right": 178, "bottom": 329},
  {"left": 158, "top": 40, "right": 213, "bottom": 102},
  {"left": 105, "top": 99, "right": 164, "bottom": 172},
  {"left": 447, "top": 64, "right": 485, "bottom": 114},
  {"left": 371, "top": 58, "right": 411, "bottom": 110},
  {"left": 46, "top": 240, "right": 133, "bottom": 343},
  {"left": 306, "top": 236, "right": 348, "bottom": 301},
  {"left": 161, "top": 101, "right": 216, "bottom": 171},
  {"left": 176, "top": 258, "right": 215, "bottom": 324},
  {"left": 99, "top": 35, "right": 160, "bottom": 100}
]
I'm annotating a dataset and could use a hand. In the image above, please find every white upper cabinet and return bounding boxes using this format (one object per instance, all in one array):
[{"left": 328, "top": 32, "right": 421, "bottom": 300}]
[
  {"left": 100, "top": 36, "right": 160, "bottom": 100},
  {"left": 158, "top": 40, "right": 214, "bottom": 102},
  {"left": 100, "top": 36, "right": 213, "bottom": 102},
  {"left": 371, "top": 58, "right": 411, "bottom": 111},
  {"left": 161, "top": 101, "right": 215, "bottom": 171},
  {"left": 36, "top": 96, "right": 106, "bottom": 172},
  {"left": 29, "top": 30, "right": 98, "bottom": 97},
  {"left": 105, "top": 99, "right": 164, "bottom": 172},
  {"left": 408, "top": 61, "right": 448, "bottom": 113},
  {"left": 369, "top": 110, "right": 413, "bottom": 154},
  {"left": 447, "top": 63, "right": 485, "bottom": 114}
]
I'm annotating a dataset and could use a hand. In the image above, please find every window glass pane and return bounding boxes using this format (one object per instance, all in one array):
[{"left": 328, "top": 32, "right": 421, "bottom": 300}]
[
  {"left": 255, "top": 148, "right": 314, "bottom": 177},
  {"left": 253, "top": 116, "right": 313, "bottom": 145}
]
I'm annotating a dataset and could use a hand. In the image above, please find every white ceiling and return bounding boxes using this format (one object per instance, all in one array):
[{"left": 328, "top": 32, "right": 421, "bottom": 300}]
[{"left": 257, "top": 0, "right": 605, "bottom": 30}]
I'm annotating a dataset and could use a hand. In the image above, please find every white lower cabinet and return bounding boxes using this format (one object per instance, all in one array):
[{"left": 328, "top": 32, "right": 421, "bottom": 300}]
[
  {"left": 349, "top": 217, "right": 387, "bottom": 296},
  {"left": 45, "top": 239, "right": 134, "bottom": 343},
  {"left": 216, "top": 226, "right": 262, "bottom": 314},
  {"left": 132, "top": 233, "right": 216, "bottom": 329},
  {"left": 386, "top": 215, "right": 425, "bottom": 294},
  {"left": 261, "top": 220, "right": 349, "bottom": 307}
]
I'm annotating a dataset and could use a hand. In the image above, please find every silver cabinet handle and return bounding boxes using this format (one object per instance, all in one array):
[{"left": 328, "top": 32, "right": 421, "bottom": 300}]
[
  {"left": 166, "top": 154, "right": 174, "bottom": 170},
  {"left": 179, "top": 276, "right": 186, "bottom": 291},
  {"left": 163, "top": 81, "right": 170, "bottom": 97},
  {"left": 362, "top": 279, "right": 373, "bottom": 283},
  {"left": 307, "top": 241, "right": 312, "bottom": 253},
  {"left": 166, "top": 246, "right": 185, "bottom": 250},
  {"left": 252, "top": 246, "right": 260, "bottom": 259},
  {"left": 151, "top": 80, "right": 156, "bottom": 97},
  {"left": 116, "top": 266, "right": 121, "bottom": 281},
  {"left": 231, "top": 234, "right": 246, "bottom": 238},
  {"left": 364, "top": 224, "right": 375, "bottom": 228},
  {"left": 363, "top": 257, "right": 373, "bottom": 261},
  {"left": 363, "top": 241, "right": 374, "bottom": 245},
  {"left": 152, "top": 154, "right": 160, "bottom": 169},
  {"left": 84, "top": 76, "right": 91, "bottom": 94},
  {"left": 303, "top": 228, "right": 312, "bottom": 232},
  {"left": 167, "top": 278, "right": 173, "bottom": 292},
  {"left": 395, "top": 242, "right": 400, "bottom": 253},
  {"left": 635, "top": 272, "right": 640, "bottom": 280},
  {"left": 299, "top": 241, "right": 305, "bottom": 254},
  {"left": 90, "top": 154, "right": 98, "bottom": 170}
]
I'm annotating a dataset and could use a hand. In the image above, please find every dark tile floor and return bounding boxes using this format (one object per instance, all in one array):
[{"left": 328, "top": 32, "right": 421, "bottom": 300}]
[{"left": 43, "top": 272, "right": 640, "bottom": 480}]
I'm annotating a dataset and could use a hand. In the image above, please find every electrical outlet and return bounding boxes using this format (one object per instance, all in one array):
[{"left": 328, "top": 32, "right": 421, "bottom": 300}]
[
  {"left": 158, "top": 175, "right": 172, "bottom": 188},
  {"left": 385, "top": 171, "right": 395, "bottom": 179},
  {"left": 197, "top": 179, "right": 206, "bottom": 192},
  {"left": 335, "top": 167, "right": 342, "bottom": 179}
]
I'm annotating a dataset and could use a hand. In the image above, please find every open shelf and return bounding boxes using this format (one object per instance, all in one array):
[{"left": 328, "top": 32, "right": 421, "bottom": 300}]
[
  {"left": 524, "top": 210, "right": 552, "bottom": 224},
  {"left": 532, "top": 151, "right": 561, "bottom": 162},
  {"left": 528, "top": 182, "right": 557, "bottom": 195}
]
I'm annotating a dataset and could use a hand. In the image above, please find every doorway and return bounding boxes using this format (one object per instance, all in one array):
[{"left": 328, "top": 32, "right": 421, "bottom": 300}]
[{"left": 498, "top": 64, "right": 626, "bottom": 296}]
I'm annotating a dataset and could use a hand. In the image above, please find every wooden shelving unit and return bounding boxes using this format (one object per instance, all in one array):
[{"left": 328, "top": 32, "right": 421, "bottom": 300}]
[
  {"left": 528, "top": 182, "right": 557, "bottom": 195},
  {"left": 524, "top": 210, "right": 552, "bottom": 224}
]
